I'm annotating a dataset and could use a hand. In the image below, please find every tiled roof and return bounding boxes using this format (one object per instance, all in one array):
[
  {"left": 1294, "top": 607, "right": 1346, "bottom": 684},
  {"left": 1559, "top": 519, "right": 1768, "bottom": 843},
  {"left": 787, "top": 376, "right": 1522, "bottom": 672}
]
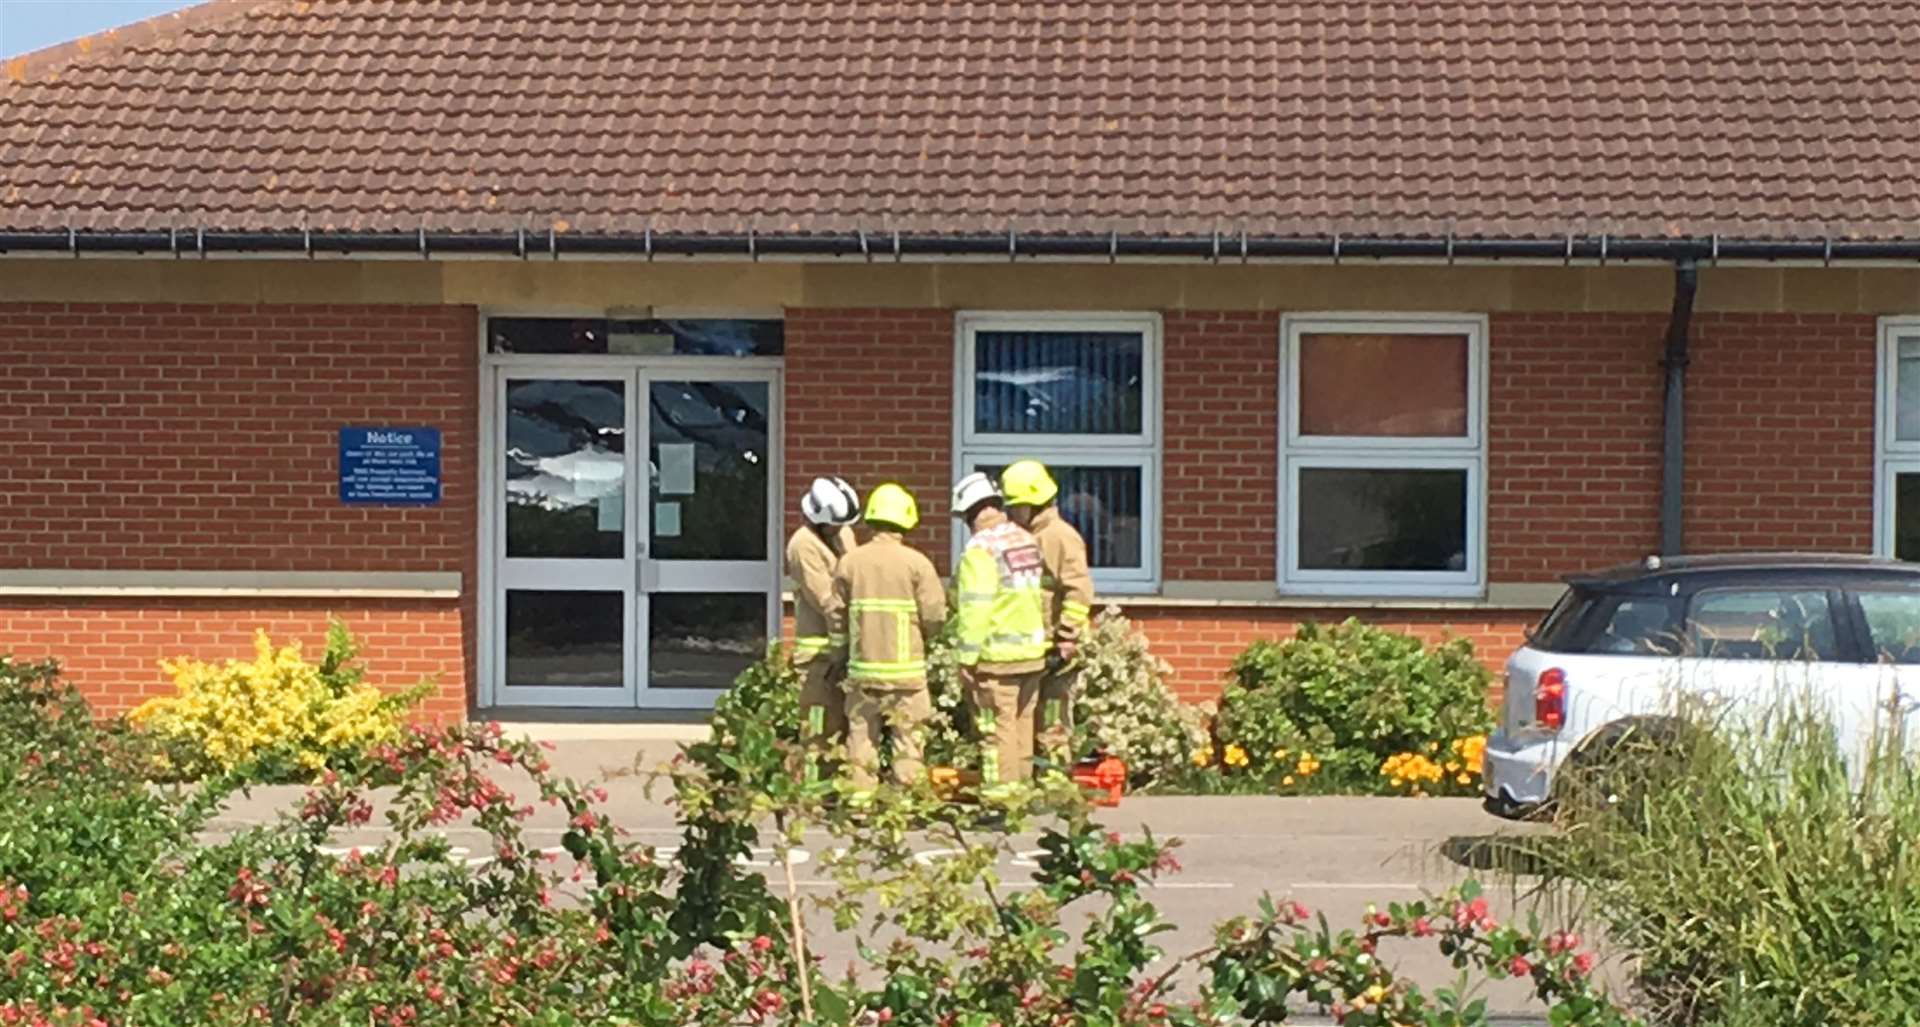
[{"left": 3, "top": 1, "right": 1918, "bottom": 240}]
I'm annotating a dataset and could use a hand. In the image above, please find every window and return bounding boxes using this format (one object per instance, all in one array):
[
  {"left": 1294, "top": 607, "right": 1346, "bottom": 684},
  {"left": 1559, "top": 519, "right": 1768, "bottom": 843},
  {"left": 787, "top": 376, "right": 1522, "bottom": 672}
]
[
  {"left": 1857, "top": 591, "right": 1920, "bottom": 665},
  {"left": 956, "top": 313, "right": 1160, "bottom": 591},
  {"left": 1686, "top": 589, "right": 1839, "bottom": 662},
  {"left": 1279, "top": 315, "right": 1487, "bottom": 596},
  {"left": 1528, "top": 588, "right": 1683, "bottom": 656},
  {"left": 490, "top": 317, "right": 783, "bottom": 357},
  {"left": 1877, "top": 319, "right": 1920, "bottom": 559}
]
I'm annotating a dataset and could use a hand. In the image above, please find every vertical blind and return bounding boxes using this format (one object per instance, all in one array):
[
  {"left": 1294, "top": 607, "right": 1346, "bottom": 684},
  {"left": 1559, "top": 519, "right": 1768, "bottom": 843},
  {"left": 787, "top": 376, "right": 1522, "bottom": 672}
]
[
  {"left": 977, "top": 464, "right": 1143, "bottom": 569},
  {"left": 973, "top": 330, "right": 1145, "bottom": 435}
]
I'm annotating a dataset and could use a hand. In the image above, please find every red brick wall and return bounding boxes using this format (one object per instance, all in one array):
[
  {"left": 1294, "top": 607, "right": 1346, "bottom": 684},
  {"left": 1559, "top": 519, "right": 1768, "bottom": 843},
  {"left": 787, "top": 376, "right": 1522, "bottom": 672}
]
[
  {"left": 1162, "top": 312, "right": 1281, "bottom": 580},
  {"left": 784, "top": 308, "right": 955, "bottom": 569},
  {"left": 0, "top": 303, "right": 475, "bottom": 571},
  {"left": 0, "top": 601, "right": 467, "bottom": 719},
  {"left": 0, "top": 302, "right": 478, "bottom": 713},
  {"left": 4, "top": 299, "right": 1881, "bottom": 718},
  {"left": 1685, "top": 313, "right": 1876, "bottom": 553},
  {"left": 1487, "top": 312, "right": 1666, "bottom": 580}
]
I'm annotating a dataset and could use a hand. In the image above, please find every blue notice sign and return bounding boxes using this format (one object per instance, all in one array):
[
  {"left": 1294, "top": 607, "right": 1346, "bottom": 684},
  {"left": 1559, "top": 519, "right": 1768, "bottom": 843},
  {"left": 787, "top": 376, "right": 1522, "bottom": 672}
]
[{"left": 339, "top": 427, "right": 441, "bottom": 505}]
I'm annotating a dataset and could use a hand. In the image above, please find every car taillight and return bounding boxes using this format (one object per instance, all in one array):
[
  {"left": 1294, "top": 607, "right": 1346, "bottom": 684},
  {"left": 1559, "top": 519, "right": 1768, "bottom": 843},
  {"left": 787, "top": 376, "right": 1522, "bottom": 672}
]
[{"left": 1534, "top": 668, "right": 1566, "bottom": 731}]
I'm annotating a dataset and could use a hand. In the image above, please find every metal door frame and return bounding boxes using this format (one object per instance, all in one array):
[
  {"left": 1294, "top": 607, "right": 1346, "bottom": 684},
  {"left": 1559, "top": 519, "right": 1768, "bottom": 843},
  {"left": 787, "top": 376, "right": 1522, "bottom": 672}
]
[{"left": 477, "top": 354, "right": 783, "bottom": 710}]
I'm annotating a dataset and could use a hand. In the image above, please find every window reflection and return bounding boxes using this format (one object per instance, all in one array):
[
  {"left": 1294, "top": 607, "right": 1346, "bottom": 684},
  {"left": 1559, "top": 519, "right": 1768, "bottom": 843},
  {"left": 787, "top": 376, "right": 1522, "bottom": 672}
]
[
  {"left": 649, "top": 593, "right": 767, "bottom": 689},
  {"left": 974, "top": 330, "right": 1144, "bottom": 435},
  {"left": 648, "top": 381, "right": 770, "bottom": 561},
  {"left": 505, "top": 590, "right": 624, "bottom": 688},
  {"left": 489, "top": 318, "right": 784, "bottom": 357},
  {"left": 1296, "top": 467, "right": 1468, "bottom": 572},
  {"left": 504, "top": 379, "right": 626, "bottom": 559}
]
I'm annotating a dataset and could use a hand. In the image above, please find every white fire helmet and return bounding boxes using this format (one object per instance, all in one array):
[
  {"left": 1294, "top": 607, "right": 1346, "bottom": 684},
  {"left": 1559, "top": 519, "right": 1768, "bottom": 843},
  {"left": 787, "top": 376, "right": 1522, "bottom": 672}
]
[
  {"left": 801, "top": 476, "right": 860, "bottom": 526},
  {"left": 950, "top": 471, "right": 1002, "bottom": 519}
]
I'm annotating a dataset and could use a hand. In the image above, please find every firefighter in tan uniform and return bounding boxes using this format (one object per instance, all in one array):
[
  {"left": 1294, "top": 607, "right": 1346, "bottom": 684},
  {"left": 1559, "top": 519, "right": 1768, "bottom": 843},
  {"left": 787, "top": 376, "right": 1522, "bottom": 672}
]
[
  {"left": 949, "top": 472, "right": 1051, "bottom": 793},
  {"left": 1001, "top": 460, "right": 1095, "bottom": 770},
  {"left": 785, "top": 476, "right": 861, "bottom": 779},
  {"left": 829, "top": 483, "right": 947, "bottom": 797}
]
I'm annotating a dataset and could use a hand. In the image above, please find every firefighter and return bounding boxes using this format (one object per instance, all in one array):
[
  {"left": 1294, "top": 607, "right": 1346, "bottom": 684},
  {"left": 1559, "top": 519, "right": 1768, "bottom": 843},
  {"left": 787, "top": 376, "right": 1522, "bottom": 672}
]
[
  {"left": 949, "top": 471, "right": 1050, "bottom": 793},
  {"left": 1001, "top": 459, "right": 1094, "bottom": 771},
  {"left": 785, "top": 476, "right": 860, "bottom": 780},
  {"left": 829, "top": 482, "right": 947, "bottom": 797}
]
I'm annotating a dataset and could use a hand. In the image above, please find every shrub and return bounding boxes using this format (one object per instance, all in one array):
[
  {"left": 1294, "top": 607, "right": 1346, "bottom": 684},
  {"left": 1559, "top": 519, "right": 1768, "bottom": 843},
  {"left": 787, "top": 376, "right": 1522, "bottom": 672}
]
[
  {"left": 0, "top": 651, "right": 1639, "bottom": 1027},
  {"left": 0, "top": 656, "right": 228, "bottom": 917},
  {"left": 1534, "top": 700, "right": 1920, "bottom": 1027},
  {"left": 1211, "top": 620, "right": 1494, "bottom": 793},
  {"left": 1068, "top": 607, "right": 1209, "bottom": 786},
  {"left": 130, "top": 621, "right": 425, "bottom": 781},
  {"left": 919, "top": 609, "right": 1205, "bottom": 786}
]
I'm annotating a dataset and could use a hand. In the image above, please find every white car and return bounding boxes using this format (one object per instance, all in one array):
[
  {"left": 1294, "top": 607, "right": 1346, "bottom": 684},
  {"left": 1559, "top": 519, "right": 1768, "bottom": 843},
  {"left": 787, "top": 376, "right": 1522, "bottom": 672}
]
[{"left": 1482, "top": 553, "right": 1920, "bottom": 818}]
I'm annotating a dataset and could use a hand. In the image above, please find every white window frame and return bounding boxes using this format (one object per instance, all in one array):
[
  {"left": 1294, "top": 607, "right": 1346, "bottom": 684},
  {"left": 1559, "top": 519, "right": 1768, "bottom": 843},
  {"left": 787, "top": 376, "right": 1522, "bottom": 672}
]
[
  {"left": 953, "top": 311, "right": 1162, "bottom": 594},
  {"left": 1277, "top": 313, "right": 1489, "bottom": 598},
  {"left": 1874, "top": 317, "right": 1920, "bottom": 557}
]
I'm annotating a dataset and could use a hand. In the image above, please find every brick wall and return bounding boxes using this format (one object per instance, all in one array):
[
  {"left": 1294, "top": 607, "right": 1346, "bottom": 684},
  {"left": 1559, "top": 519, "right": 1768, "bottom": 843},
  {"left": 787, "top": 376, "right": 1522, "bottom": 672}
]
[
  {"left": 1162, "top": 312, "right": 1281, "bottom": 580},
  {"left": 0, "top": 303, "right": 476, "bottom": 571},
  {"left": 1685, "top": 313, "right": 1876, "bottom": 553},
  {"left": 784, "top": 308, "right": 955, "bottom": 569},
  {"left": 0, "top": 600, "right": 467, "bottom": 719},
  {"left": 1486, "top": 312, "right": 1666, "bottom": 580},
  {"left": 0, "top": 302, "right": 478, "bottom": 713},
  {"left": 3, "top": 298, "right": 1883, "bottom": 718}
]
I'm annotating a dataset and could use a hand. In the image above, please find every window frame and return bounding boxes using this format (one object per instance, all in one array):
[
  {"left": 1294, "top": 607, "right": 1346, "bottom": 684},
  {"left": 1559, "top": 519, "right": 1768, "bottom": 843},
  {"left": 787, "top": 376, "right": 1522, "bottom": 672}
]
[
  {"left": 1277, "top": 312, "right": 1490, "bottom": 598},
  {"left": 1874, "top": 317, "right": 1920, "bottom": 558},
  {"left": 952, "top": 311, "right": 1163, "bottom": 594}
]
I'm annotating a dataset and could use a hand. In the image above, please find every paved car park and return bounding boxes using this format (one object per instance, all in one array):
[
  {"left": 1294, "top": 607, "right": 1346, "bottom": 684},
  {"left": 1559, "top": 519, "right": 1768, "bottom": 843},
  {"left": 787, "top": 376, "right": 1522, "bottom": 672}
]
[{"left": 201, "top": 736, "right": 1618, "bottom": 1021}]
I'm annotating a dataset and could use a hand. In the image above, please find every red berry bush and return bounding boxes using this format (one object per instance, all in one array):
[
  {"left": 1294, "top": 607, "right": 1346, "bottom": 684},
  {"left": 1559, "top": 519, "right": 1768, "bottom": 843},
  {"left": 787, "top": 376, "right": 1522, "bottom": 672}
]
[{"left": 0, "top": 652, "right": 1638, "bottom": 1027}]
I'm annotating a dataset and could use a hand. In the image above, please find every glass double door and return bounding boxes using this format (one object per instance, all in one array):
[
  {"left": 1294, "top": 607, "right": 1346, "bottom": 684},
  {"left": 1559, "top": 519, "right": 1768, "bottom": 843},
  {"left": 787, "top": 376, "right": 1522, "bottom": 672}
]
[{"left": 490, "top": 363, "right": 779, "bottom": 708}]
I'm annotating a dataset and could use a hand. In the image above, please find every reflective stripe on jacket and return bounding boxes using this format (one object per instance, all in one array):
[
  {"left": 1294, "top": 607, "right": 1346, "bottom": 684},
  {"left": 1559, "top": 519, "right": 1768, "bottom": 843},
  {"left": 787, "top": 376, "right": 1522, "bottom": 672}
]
[
  {"left": 829, "top": 532, "right": 947, "bottom": 688},
  {"left": 951, "top": 517, "right": 1049, "bottom": 674},
  {"left": 785, "top": 524, "right": 856, "bottom": 664},
  {"left": 1029, "top": 507, "right": 1095, "bottom": 641}
]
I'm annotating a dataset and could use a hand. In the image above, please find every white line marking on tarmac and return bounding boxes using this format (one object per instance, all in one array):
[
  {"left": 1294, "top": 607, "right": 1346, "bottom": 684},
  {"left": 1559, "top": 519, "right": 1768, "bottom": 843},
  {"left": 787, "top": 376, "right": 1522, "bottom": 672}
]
[{"left": 1287, "top": 882, "right": 1422, "bottom": 890}]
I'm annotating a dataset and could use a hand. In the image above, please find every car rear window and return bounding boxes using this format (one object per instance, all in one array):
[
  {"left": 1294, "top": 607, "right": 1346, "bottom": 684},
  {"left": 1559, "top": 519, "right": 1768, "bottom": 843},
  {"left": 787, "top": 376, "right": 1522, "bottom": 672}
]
[
  {"left": 1858, "top": 591, "right": 1920, "bottom": 664},
  {"left": 1529, "top": 588, "right": 1683, "bottom": 655}
]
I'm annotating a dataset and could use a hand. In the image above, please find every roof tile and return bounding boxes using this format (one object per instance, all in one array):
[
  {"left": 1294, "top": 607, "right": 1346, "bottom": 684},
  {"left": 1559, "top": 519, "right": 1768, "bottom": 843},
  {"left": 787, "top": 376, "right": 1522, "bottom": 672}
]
[{"left": 4, "top": 0, "right": 1920, "bottom": 239}]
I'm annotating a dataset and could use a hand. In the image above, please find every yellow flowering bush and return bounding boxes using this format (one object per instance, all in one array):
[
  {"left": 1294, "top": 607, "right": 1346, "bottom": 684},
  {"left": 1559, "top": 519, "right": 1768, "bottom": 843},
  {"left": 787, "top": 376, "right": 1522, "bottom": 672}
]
[
  {"left": 131, "top": 621, "right": 425, "bottom": 782},
  {"left": 1209, "top": 621, "right": 1496, "bottom": 796},
  {"left": 1270, "top": 747, "right": 1323, "bottom": 789},
  {"left": 1379, "top": 735, "right": 1488, "bottom": 797}
]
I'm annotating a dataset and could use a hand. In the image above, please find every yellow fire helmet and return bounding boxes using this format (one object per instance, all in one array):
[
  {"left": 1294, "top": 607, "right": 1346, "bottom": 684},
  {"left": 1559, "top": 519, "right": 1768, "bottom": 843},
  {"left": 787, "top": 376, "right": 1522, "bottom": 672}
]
[
  {"left": 999, "top": 459, "right": 1058, "bottom": 507},
  {"left": 863, "top": 482, "right": 920, "bottom": 532}
]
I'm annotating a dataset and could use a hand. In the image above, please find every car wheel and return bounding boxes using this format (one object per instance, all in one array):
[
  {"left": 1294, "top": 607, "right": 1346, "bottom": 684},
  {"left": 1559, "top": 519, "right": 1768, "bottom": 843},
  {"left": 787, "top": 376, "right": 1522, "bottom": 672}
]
[{"left": 1551, "top": 717, "right": 1712, "bottom": 828}]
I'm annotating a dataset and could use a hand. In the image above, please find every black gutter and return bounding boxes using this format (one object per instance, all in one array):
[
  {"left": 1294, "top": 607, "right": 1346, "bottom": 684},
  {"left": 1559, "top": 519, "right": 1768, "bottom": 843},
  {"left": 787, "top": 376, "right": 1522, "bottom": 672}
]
[
  {"left": 5, "top": 229, "right": 1920, "bottom": 262},
  {"left": 1659, "top": 259, "right": 1700, "bottom": 557}
]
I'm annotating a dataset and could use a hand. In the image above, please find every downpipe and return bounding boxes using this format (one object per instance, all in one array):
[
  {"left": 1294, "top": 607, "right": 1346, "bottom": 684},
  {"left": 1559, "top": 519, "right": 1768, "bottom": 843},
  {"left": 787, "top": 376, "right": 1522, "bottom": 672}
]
[{"left": 1660, "top": 259, "right": 1699, "bottom": 557}]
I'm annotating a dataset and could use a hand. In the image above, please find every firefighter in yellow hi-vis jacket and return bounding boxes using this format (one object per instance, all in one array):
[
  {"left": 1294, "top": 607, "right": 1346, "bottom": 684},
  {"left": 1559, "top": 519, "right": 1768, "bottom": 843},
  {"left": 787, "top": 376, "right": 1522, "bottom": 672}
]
[
  {"left": 949, "top": 472, "right": 1051, "bottom": 794},
  {"left": 829, "top": 483, "right": 947, "bottom": 798},
  {"left": 1001, "top": 460, "right": 1094, "bottom": 771},
  {"left": 784, "top": 476, "right": 860, "bottom": 780}
]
